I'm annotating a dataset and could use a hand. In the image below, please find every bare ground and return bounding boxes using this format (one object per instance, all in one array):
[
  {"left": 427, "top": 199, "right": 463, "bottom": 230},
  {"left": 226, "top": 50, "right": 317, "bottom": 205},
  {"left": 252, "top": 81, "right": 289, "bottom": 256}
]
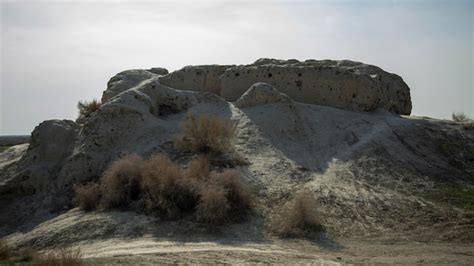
[
  {"left": 3, "top": 209, "right": 473, "bottom": 265},
  {"left": 1, "top": 102, "right": 473, "bottom": 264}
]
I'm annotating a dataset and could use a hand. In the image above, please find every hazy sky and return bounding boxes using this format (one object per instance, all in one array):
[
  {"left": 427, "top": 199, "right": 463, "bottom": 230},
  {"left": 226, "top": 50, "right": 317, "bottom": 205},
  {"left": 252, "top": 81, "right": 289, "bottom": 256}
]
[{"left": 1, "top": 0, "right": 473, "bottom": 135}]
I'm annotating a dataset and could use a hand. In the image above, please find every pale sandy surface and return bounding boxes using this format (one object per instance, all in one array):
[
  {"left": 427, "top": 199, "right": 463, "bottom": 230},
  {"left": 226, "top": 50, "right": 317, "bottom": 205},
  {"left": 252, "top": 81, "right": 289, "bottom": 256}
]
[
  {"left": 4, "top": 209, "right": 473, "bottom": 265},
  {"left": 1, "top": 97, "right": 473, "bottom": 264}
]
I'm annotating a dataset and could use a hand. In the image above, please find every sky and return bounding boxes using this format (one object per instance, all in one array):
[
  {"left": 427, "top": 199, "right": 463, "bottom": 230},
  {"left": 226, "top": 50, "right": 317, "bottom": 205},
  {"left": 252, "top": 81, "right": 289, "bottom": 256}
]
[{"left": 1, "top": 0, "right": 473, "bottom": 135}]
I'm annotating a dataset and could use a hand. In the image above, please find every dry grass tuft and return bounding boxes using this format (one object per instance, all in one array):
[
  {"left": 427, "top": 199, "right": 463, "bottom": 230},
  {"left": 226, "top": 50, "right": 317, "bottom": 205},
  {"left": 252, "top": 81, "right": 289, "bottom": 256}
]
[
  {"left": 74, "top": 183, "right": 101, "bottom": 211},
  {"left": 0, "top": 239, "right": 11, "bottom": 261},
  {"left": 185, "top": 156, "right": 210, "bottom": 181},
  {"left": 273, "top": 191, "right": 322, "bottom": 236},
  {"left": 141, "top": 154, "right": 199, "bottom": 218},
  {"left": 452, "top": 112, "right": 471, "bottom": 122},
  {"left": 196, "top": 184, "right": 230, "bottom": 224},
  {"left": 31, "top": 248, "right": 83, "bottom": 266},
  {"left": 77, "top": 99, "right": 101, "bottom": 119},
  {"left": 196, "top": 169, "right": 254, "bottom": 224},
  {"left": 100, "top": 154, "right": 144, "bottom": 209},
  {"left": 210, "top": 170, "right": 254, "bottom": 213},
  {"left": 174, "top": 113, "right": 236, "bottom": 153}
]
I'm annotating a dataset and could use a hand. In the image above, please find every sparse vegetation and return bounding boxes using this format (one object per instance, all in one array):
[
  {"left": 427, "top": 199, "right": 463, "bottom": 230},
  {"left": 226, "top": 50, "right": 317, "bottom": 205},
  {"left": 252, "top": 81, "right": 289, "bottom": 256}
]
[
  {"left": 0, "top": 245, "right": 38, "bottom": 264},
  {"left": 438, "top": 138, "right": 474, "bottom": 177},
  {"left": 197, "top": 170, "right": 254, "bottom": 224},
  {"left": 184, "top": 156, "right": 210, "bottom": 180},
  {"left": 0, "top": 239, "right": 11, "bottom": 261},
  {"left": 0, "top": 242, "right": 83, "bottom": 265},
  {"left": 74, "top": 183, "right": 101, "bottom": 211},
  {"left": 0, "top": 146, "right": 11, "bottom": 153},
  {"left": 273, "top": 191, "right": 322, "bottom": 236},
  {"left": 100, "top": 154, "right": 144, "bottom": 209},
  {"left": 209, "top": 170, "right": 254, "bottom": 216},
  {"left": 196, "top": 184, "right": 230, "bottom": 224},
  {"left": 174, "top": 113, "right": 236, "bottom": 153},
  {"left": 141, "top": 154, "right": 199, "bottom": 218},
  {"left": 31, "top": 248, "right": 83, "bottom": 266},
  {"left": 452, "top": 112, "right": 471, "bottom": 122},
  {"left": 77, "top": 99, "right": 101, "bottom": 119},
  {"left": 74, "top": 154, "right": 254, "bottom": 224},
  {"left": 420, "top": 183, "right": 474, "bottom": 211}
]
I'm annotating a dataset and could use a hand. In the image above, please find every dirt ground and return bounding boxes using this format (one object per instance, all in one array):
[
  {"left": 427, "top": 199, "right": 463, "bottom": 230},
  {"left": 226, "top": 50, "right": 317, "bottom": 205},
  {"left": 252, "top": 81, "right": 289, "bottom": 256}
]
[
  {"left": 3, "top": 208, "right": 471, "bottom": 265},
  {"left": 77, "top": 238, "right": 474, "bottom": 265}
]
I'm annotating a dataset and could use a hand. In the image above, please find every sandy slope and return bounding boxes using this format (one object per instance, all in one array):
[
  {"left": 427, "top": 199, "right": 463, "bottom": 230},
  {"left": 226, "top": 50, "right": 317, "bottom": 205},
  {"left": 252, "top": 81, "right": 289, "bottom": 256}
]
[{"left": 1, "top": 96, "right": 473, "bottom": 264}]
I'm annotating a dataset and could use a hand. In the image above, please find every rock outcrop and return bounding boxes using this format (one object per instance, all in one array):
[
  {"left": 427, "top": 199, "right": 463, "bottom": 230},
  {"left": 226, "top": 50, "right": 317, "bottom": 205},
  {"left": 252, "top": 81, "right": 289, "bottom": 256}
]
[
  {"left": 0, "top": 120, "right": 79, "bottom": 197},
  {"left": 101, "top": 68, "right": 168, "bottom": 103},
  {"left": 20, "top": 120, "right": 79, "bottom": 191}
]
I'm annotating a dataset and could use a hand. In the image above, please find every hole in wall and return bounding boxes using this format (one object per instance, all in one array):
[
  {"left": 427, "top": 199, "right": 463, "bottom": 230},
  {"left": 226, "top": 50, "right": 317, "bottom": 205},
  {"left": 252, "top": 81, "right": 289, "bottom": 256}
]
[
  {"left": 158, "top": 103, "right": 181, "bottom": 116},
  {"left": 295, "top": 80, "right": 303, "bottom": 88}
]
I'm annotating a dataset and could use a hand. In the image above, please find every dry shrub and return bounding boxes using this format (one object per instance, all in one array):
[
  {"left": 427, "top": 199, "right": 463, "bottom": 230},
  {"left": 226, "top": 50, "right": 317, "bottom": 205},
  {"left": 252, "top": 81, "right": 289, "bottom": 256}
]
[
  {"left": 77, "top": 99, "right": 101, "bottom": 119},
  {"left": 452, "top": 112, "right": 471, "bottom": 122},
  {"left": 74, "top": 183, "right": 100, "bottom": 211},
  {"left": 72, "top": 152, "right": 255, "bottom": 224},
  {"left": 196, "top": 184, "right": 230, "bottom": 224},
  {"left": 141, "top": 154, "right": 199, "bottom": 218},
  {"left": 0, "top": 239, "right": 11, "bottom": 260},
  {"left": 100, "top": 154, "right": 144, "bottom": 209},
  {"left": 210, "top": 170, "right": 254, "bottom": 212},
  {"left": 175, "top": 113, "right": 236, "bottom": 153},
  {"left": 274, "top": 191, "right": 322, "bottom": 236},
  {"left": 184, "top": 156, "right": 210, "bottom": 181},
  {"left": 196, "top": 169, "right": 254, "bottom": 224},
  {"left": 32, "top": 248, "right": 83, "bottom": 266}
]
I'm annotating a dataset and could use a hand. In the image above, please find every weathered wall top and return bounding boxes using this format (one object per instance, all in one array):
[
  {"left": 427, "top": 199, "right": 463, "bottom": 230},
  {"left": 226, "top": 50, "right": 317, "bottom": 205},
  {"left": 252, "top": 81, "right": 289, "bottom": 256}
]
[{"left": 103, "top": 58, "right": 412, "bottom": 114}]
